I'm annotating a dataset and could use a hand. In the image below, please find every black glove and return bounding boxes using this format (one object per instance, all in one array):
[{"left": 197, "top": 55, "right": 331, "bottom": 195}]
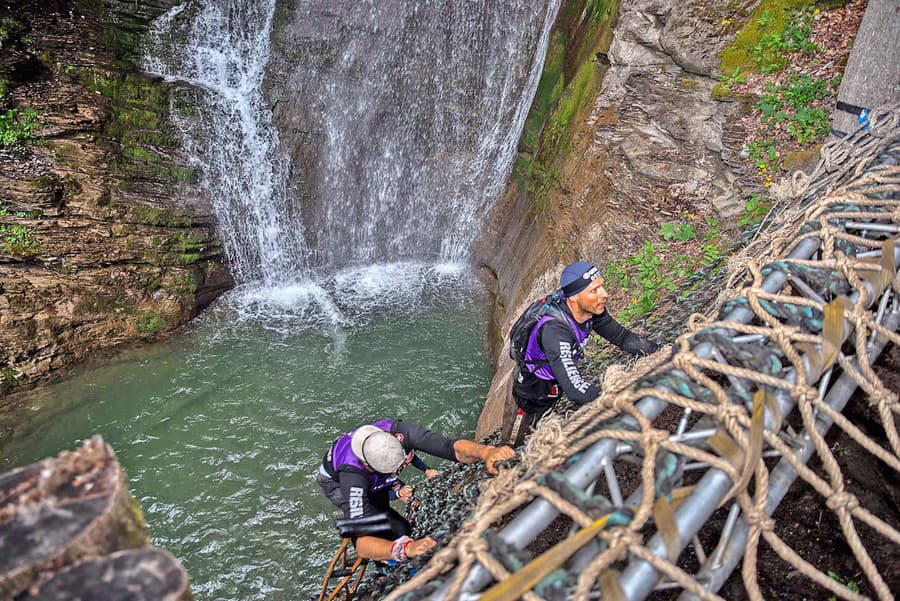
[{"left": 622, "top": 332, "right": 660, "bottom": 356}]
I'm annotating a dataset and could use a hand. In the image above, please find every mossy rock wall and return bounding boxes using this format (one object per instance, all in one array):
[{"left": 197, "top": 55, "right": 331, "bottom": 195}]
[
  {"left": 474, "top": 0, "right": 758, "bottom": 438},
  {"left": 0, "top": 0, "right": 232, "bottom": 397}
]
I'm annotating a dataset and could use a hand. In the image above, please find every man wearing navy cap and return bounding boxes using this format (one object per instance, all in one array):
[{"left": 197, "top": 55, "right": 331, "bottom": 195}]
[{"left": 501, "top": 261, "right": 659, "bottom": 446}]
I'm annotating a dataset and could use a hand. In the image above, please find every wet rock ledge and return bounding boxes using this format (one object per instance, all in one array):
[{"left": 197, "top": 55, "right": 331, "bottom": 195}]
[
  {"left": 0, "top": 0, "right": 232, "bottom": 398},
  {"left": 0, "top": 437, "right": 191, "bottom": 600}
]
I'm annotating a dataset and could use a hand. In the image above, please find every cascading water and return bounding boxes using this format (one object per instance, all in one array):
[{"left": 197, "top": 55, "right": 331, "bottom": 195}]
[
  {"left": 0, "top": 2, "right": 563, "bottom": 599},
  {"left": 147, "top": 0, "right": 561, "bottom": 281},
  {"left": 144, "top": 1, "right": 305, "bottom": 285},
  {"left": 279, "top": 1, "right": 563, "bottom": 266}
]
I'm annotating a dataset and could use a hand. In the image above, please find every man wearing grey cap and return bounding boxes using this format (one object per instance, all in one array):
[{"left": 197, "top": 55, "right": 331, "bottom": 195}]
[
  {"left": 501, "top": 261, "right": 659, "bottom": 446},
  {"left": 317, "top": 419, "right": 514, "bottom": 562}
]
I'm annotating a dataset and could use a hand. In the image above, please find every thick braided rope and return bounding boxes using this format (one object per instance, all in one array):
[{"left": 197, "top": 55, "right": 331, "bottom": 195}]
[{"left": 376, "top": 112, "right": 899, "bottom": 601}]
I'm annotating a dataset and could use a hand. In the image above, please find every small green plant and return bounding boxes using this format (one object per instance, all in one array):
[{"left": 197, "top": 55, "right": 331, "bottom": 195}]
[
  {"left": 0, "top": 18, "right": 15, "bottom": 48},
  {"left": 659, "top": 222, "right": 697, "bottom": 242},
  {"left": 747, "top": 138, "right": 780, "bottom": 176},
  {"left": 0, "top": 108, "right": 40, "bottom": 149},
  {"left": 827, "top": 571, "right": 860, "bottom": 601},
  {"left": 738, "top": 194, "right": 772, "bottom": 228},
  {"left": 603, "top": 260, "right": 631, "bottom": 289},
  {"left": 756, "top": 72, "right": 831, "bottom": 144},
  {"left": 747, "top": 7, "right": 820, "bottom": 73},
  {"left": 0, "top": 367, "right": 19, "bottom": 393},
  {"left": 0, "top": 223, "right": 41, "bottom": 256},
  {"left": 719, "top": 66, "right": 745, "bottom": 92},
  {"left": 136, "top": 311, "right": 167, "bottom": 334}
]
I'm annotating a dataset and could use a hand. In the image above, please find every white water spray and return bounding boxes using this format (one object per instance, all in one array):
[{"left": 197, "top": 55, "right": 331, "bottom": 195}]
[
  {"left": 142, "top": 0, "right": 562, "bottom": 321},
  {"left": 144, "top": 1, "right": 305, "bottom": 285}
]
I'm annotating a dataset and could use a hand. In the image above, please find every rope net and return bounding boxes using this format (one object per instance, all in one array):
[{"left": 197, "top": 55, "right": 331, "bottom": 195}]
[{"left": 358, "top": 106, "right": 900, "bottom": 601}]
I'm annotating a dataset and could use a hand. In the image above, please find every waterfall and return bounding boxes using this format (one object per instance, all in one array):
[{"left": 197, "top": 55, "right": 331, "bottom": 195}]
[
  {"left": 143, "top": 0, "right": 561, "bottom": 297},
  {"left": 144, "top": 1, "right": 306, "bottom": 285},
  {"left": 285, "top": 1, "right": 563, "bottom": 267}
]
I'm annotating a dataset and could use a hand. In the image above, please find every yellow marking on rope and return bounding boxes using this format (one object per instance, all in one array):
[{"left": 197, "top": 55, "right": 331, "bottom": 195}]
[
  {"left": 822, "top": 298, "right": 848, "bottom": 370},
  {"left": 796, "top": 341, "right": 825, "bottom": 382},
  {"left": 669, "top": 485, "right": 695, "bottom": 510},
  {"left": 881, "top": 237, "right": 897, "bottom": 291},
  {"left": 653, "top": 495, "right": 680, "bottom": 560},
  {"left": 479, "top": 512, "right": 620, "bottom": 601},
  {"left": 737, "top": 390, "right": 768, "bottom": 496},
  {"left": 599, "top": 568, "right": 626, "bottom": 601},
  {"left": 708, "top": 429, "right": 744, "bottom": 472}
]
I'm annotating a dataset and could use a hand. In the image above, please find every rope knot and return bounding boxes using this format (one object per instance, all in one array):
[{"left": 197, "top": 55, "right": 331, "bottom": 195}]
[
  {"left": 604, "top": 527, "right": 641, "bottom": 557},
  {"left": 745, "top": 509, "right": 775, "bottom": 532},
  {"left": 457, "top": 536, "right": 488, "bottom": 561},
  {"left": 826, "top": 491, "right": 859, "bottom": 513},
  {"left": 792, "top": 385, "right": 819, "bottom": 406},
  {"left": 717, "top": 403, "right": 746, "bottom": 426}
]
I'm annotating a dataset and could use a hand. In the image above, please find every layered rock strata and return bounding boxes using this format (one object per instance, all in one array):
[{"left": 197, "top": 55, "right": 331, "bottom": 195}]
[{"left": 0, "top": 0, "right": 232, "bottom": 398}]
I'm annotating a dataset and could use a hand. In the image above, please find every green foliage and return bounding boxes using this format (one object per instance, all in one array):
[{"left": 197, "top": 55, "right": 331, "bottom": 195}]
[
  {"left": 755, "top": 72, "right": 831, "bottom": 143},
  {"left": 718, "top": 67, "right": 746, "bottom": 93},
  {"left": 738, "top": 194, "right": 773, "bottom": 228},
  {"left": 0, "top": 367, "right": 20, "bottom": 393},
  {"left": 659, "top": 222, "right": 696, "bottom": 242},
  {"left": 748, "top": 138, "right": 780, "bottom": 175},
  {"left": 0, "top": 17, "right": 19, "bottom": 48},
  {"left": 586, "top": 0, "right": 615, "bottom": 22},
  {"left": 1, "top": 223, "right": 41, "bottom": 256},
  {"left": 0, "top": 108, "right": 40, "bottom": 149},
  {"left": 826, "top": 571, "right": 860, "bottom": 601},
  {"left": 516, "top": 1, "right": 616, "bottom": 214},
  {"left": 136, "top": 311, "right": 167, "bottom": 335},
  {"left": 701, "top": 216, "right": 723, "bottom": 264},
  {"left": 514, "top": 154, "right": 558, "bottom": 214},
  {"left": 608, "top": 213, "right": 727, "bottom": 322},
  {"left": 747, "top": 6, "right": 820, "bottom": 73},
  {"left": 718, "top": 0, "right": 815, "bottom": 77},
  {"left": 610, "top": 241, "right": 675, "bottom": 321}
]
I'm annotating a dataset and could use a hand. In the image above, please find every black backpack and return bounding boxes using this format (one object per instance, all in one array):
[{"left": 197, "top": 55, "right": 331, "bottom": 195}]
[{"left": 508, "top": 293, "right": 574, "bottom": 368}]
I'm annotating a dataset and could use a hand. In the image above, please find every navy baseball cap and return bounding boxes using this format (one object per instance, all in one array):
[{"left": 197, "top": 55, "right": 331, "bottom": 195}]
[{"left": 560, "top": 261, "right": 600, "bottom": 298}]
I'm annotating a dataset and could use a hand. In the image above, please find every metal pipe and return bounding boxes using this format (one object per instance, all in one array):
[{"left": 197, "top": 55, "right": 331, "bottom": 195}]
[
  {"left": 843, "top": 221, "right": 900, "bottom": 233},
  {"left": 678, "top": 307, "right": 900, "bottom": 600},
  {"left": 429, "top": 236, "right": 824, "bottom": 599},
  {"left": 617, "top": 277, "right": 897, "bottom": 599},
  {"left": 787, "top": 273, "right": 827, "bottom": 305}
]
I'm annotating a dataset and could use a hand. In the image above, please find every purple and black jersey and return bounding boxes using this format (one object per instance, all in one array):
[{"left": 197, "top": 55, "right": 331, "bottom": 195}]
[
  {"left": 514, "top": 305, "right": 645, "bottom": 410},
  {"left": 322, "top": 420, "right": 456, "bottom": 520}
]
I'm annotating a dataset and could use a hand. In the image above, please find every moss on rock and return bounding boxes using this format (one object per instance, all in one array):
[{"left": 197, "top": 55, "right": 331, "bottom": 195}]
[{"left": 514, "top": 0, "right": 618, "bottom": 212}]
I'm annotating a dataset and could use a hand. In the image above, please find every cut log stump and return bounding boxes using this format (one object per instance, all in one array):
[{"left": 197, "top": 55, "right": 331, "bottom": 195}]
[
  {"left": 22, "top": 548, "right": 192, "bottom": 601},
  {"left": 0, "top": 437, "right": 191, "bottom": 600}
]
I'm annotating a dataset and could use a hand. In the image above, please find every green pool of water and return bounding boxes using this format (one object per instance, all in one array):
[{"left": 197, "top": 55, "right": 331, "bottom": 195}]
[{"left": 0, "top": 264, "right": 491, "bottom": 600}]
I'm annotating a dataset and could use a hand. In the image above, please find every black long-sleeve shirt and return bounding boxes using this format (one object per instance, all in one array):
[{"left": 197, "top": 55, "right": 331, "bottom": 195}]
[{"left": 513, "top": 306, "right": 656, "bottom": 411}]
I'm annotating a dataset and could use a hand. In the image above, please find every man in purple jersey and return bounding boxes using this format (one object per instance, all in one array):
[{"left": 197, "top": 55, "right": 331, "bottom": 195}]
[
  {"left": 317, "top": 419, "right": 514, "bottom": 562},
  {"left": 501, "top": 261, "right": 659, "bottom": 446}
]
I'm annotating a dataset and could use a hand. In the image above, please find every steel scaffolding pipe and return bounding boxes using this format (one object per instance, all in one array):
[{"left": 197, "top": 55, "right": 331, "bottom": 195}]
[
  {"left": 678, "top": 304, "right": 900, "bottom": 600},
  {"left": 430, "top": 236, "right": 824, "bottom": 599}
]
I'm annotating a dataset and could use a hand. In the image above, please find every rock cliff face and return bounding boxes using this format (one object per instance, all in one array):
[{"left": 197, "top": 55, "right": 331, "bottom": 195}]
[
  {"left": 475, "top": 0, "right": 756, "bottom": 437},
  {"left": 0, "top": 0, "right": 232, "bottom": 398}
]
